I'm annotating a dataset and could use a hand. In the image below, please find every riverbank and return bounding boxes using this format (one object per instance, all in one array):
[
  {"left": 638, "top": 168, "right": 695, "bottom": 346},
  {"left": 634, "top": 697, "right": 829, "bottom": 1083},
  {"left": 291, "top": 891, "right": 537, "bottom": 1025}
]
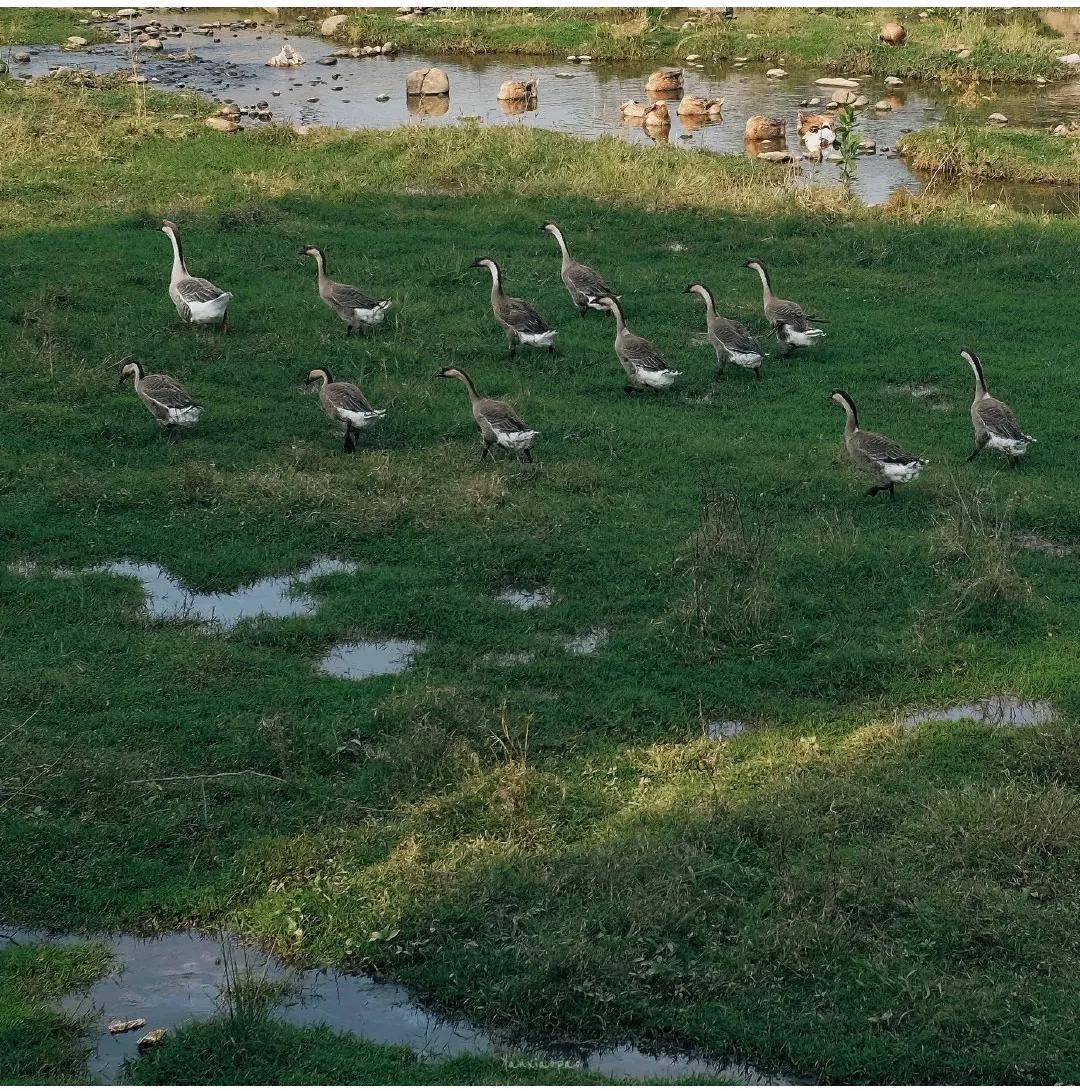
[
  {"left": 330, "top": 6, "right": 1075, "bottom": 82},
  {"left": 899, "top": 124, "right": 1080, "bottom": 185},
  {"left": 0, "top": 7, "right": 109, "bottom": 47},
  {"left": 3, "top": 68, "right": 1080, "bottom": 1086}
]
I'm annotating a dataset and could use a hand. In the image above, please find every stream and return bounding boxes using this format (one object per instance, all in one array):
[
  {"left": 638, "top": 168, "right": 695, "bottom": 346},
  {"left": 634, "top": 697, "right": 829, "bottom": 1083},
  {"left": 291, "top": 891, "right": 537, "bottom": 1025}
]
[
  {"left": 1, "top": 926, "right": 788, "bottom": 1085},
  {"left": 6, "top": 7, "right": 1080, "bottom": 211}
]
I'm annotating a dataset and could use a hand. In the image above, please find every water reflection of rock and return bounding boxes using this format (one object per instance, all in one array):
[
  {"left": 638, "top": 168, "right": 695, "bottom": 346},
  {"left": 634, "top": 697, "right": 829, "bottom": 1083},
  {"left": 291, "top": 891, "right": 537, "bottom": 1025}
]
[
  {"left": 406, "top": 93, "right": 449, "bottom": 117},
  {"left": 745, "top": 135, "right": 790, "bottom": 159},
  {"left": 499, "top": 96, "right": 537, "bottom": 117}
]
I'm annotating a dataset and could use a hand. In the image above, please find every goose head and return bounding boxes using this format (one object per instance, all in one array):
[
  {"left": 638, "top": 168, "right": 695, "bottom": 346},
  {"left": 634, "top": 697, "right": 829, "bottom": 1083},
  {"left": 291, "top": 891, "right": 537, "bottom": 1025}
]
[
  {"left": 959, "top": 346, "right": 987, "bottom": 392},
  {"left": 305, "top": 368, "right": 332, "bottom": 387},
  {"left": 540, "top": 222, "right": 562, "bottom": 238},
  {"left": 469, "top": 257, "right": 501, "bottom": 287},
  {"left": 743, "top": 259, "right": 766, "bottom": 273},
  {"left": 436, "top": 366, "right": 466, "bottom": 381},
  {"left": 298, "top": 245, "right": 324, "bottom": 260},
  {"left": 830, "top": 389, "right": 859, "bottom": 422},
  {"left": 119, "top": 359, "right": 145, "bottom": 386},
  {"left": 684, "top": 282, "right": 710, "bottom": 300},
  {"left": 160, "top": 220, "right": 179, "bottom": 238}
]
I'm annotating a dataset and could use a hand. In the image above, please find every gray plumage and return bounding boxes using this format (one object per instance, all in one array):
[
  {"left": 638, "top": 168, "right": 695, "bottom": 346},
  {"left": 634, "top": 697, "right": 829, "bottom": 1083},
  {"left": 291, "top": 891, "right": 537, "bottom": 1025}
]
[
  {"left": 686, "top": 282, "right": 763, "bottom": 378},
  {"left": 961, "top": 348, "right": 1034, "bottom": 466},
  {"left": 437, "top": 366, "right": 537, "bottom": 461},
  {"left": 120, "top": 361, "right": 202, "bottom": 430},
  {"left": 471, "top": 257, "right": 556, "bottom": 355},
  {"left": 542, "top": 222, "right": 617, "bottom": 313},
  {"left": 831, "top": 390, "right": 924, "bottom": 497},
  {"left": 301, "top": 246, "right": 391, "bottom": 336}
]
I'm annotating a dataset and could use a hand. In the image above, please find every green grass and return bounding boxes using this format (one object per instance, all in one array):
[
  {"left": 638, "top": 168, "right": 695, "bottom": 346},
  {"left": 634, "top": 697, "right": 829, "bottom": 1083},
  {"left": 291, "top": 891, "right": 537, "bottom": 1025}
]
[
  {"left": 0, "top": 7, "right": 109, "bottom": 47},
  {"left": 2, "top": 79, "right": 1080, "bottom": 1084},
  {"left": 127, "top": 1017, "right": 614, "bottom": 1084},
  {"left": 0, "top": 941, "right": 113, "bottom": 1082},
  {"left": 334, "top": 6, "right": 1073, "bottom": 82},
  {"left": 900, "top": 125, "right": 1080, "bottom": 185}
]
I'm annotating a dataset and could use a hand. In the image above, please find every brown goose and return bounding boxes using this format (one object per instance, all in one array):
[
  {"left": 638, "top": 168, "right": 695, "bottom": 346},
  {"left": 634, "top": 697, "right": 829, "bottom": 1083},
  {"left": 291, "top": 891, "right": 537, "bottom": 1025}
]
[
  {"left": 470, "top": 257, "right": 556, "bottom": 357},
  {"left": 161, "top": 220, "right": 232, "bottom": 332},
  {"left": 830, "top": 390, "right": 924, "bottom": 498},
  {"left": 744, "top": 259, "right": 825, "bottom": 355},
  {"left": 961, "top": 348, "right": 1035, "bottom": 468},
  {"left": 437, "top": 366, "right": 538, "bottom": 462},
  {"left": 685, "top": 282, "right": 763, "bottom": 379},
  {"left": 119, "top": 359, "right": 202, "bottom": 435},
  {"left": 596, "top": 296, "right": 679, "bottom": 394},
  {"left": 299, "top": 245, "right": 391, "bottom": 336},
  {"left": 304, "top": 368, "right": 386, "bottom": 452},
  {"left": 541, "top": 222, "right": 617, "bottom": 315}
]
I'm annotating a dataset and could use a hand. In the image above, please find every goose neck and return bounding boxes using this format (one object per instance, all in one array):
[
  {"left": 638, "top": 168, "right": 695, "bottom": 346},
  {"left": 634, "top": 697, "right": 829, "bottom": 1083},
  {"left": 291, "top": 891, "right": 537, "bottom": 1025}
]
[{"left": 166, "top": 228, "right": 186, "bottom": 282}]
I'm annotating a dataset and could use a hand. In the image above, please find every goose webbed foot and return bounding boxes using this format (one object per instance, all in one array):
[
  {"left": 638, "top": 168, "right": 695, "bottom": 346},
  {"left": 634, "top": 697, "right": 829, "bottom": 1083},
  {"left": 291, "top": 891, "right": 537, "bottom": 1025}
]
[
  {"left": 965, "top": 444, "right": 985, "bottom": 463},
  {"left": 867, "top": 485, "right": 882, "bottom": 497},
  {"left": 480, "top": 444, "right": 492, "bottom": 462},
  {"left": 754, "top": 367, "right": 763, "bottom": 381},
  {"left": 220, "top": 312, "right": 230, "bottom": 335},
  {"left": 1007, "top": 455, "right": 1018, "bottom": 470},
  {"left": 343, "top": 428, "right": 357, "bottom": 453}
]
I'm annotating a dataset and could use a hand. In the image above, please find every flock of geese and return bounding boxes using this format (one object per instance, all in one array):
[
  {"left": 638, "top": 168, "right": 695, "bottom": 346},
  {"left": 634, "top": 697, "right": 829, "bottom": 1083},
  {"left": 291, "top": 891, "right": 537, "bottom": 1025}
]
[{"left": 135, "top": 218, "right": 1035, "bottom": 496}]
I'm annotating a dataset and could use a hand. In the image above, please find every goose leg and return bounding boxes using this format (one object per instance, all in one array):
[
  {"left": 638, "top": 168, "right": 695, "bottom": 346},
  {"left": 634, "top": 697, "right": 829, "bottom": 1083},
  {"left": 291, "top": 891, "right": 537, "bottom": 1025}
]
[
  {"left": 888, "top": 483, "right": 896, "bottom": 499},
  {"left": 521, "top": 448, "right": 533, "bottom": 464},
  {"left": 866, "top": 485, "right": 882, "bottom": 497},
  {"left": 965, "top": 440, "right": 987, "bottom": 463},
  {"left": 754, "top": 366, "right": 763, "bottom": 381},
  {"left": 343, "top": 426, "right": 357, "bottom": 453},
  {"left": 220, "top": 310, "right": 230, "bottom": 335},
  {"left": 480, "top": 443, "right": 492, "bottom": 462},
  {"left": 1007, "top": 454, "right": 1018, "bottom": 470}
]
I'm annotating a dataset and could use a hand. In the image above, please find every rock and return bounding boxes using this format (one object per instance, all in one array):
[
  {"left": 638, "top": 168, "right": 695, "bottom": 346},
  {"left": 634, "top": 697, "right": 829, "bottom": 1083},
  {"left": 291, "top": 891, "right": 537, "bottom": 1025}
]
[
  {"left": 885, "top": 75, "right": 904, "bottom": 86},
  {"left": 266, "top": 44, "right": 304, "bottom": 67},
  {"left": 831, "top": 89, "right": 859, "bottom": 105},
  {"left": 497, "top": 78, "right": 537, "bottom": 102},
  {"left": 733, "top": 56, "right": 749, "bottom": 62},
  {"left": 116, "top": 6, "right": 138, "bottom": 15},
  {"left": 405, "top": 67, "right": 449, "bottom": 95},
  {"left": 317, "top": 56, "right": 337, "bottom": 65},
  {"left": 375, "top": 92, "right": 389, "bottom": 101},
  {"left": 879, "top": 21, "right": 906, "bottom": 45},
  {"left": 825, "top": 151, "right": 843, "bottom": 162},
  {"left": 141, "top": 38, "right": 163, "bottom": 50},
  {"left": 381, "top": 42, "right": 396, "bottom": 54},
  {"left": 137, "top": 1029, "right": 167, "bottom": 1052},
  {"left": 955, "top": 48, "right": 971, "bottom": 60},
  {"left": 170, "top": 112, "right": 189, "bottom": 119},
  {"left": 109, "top": 1018, "right": 146, "bottom": 1035},
  {"left": 205, "top": 115, "right": 239, "bottom": 132},
  {"left": 578, "top": 55, "right": 592, "bottom": 62},
  {"left": 295, "top": 124, "right": 312, "bottom": 135},
  {"left": 1052, "top": 124, "right": 1071, "bottom": 136},
  {"left": 807, "top": 97, "right": 821, "bottom": 106},
  {"left": 766, "top": 67, "right": 788, "bottom": 78},
  {"left": 1058, "top": 53, "right": 1080, "bottom": 66},
  {"left": 13, "top": 50, "right": 30, "bottom": 62},
  {"left": 815, "top": 77, "right": 859, "bottom": 88},
  {"left": 853, "top": 94, "right": 869, "bottom": 107},
  {"left": 645, "top": 67, "right": 682, "bottom": 93},
  {"left": 685, "top": 53, "right": 701, "bottom": 62},
  {"left": 988, "top": 112, "right": 1008, "bottom": 123},
  {"left": 858, "top": 138, "right": 877, "bottom": 153},
  {"left": 758, "top": 150, "right": 792, "bottom": 162},
  {"left": 320, "top": 14, "right": 348, "bottom": 36},
  {"left": 873, "top": 99, "right": 893, "bottom": 110},
  {"left": 566, "top": 55, "right": 579, "bottom": 62},
  {"left": 64, "top": 36, "right": 88, "bottom": 48}
]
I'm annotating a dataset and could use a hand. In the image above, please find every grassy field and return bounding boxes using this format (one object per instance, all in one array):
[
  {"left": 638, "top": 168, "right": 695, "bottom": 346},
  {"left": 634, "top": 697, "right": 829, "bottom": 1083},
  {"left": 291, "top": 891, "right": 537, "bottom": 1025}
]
[
  {"left": 0, "top": 7, "right": 109, "bottom": 47},
  {"left": 0, "top": 941, "right": 113, "bottom": 1082},
  {"left": 900, "top": 124, "right": 1080, "bottom": 185},
  {"left": 2, "top": 76, "right": 1080, "bottom": 1083},
  {"left": 332, "top": 6, "right": 1074, "bottom": 81}
]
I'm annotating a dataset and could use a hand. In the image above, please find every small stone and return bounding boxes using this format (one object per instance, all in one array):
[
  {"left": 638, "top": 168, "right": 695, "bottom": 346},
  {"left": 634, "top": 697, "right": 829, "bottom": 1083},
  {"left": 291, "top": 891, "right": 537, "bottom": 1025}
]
[
  {"left": 1058, "top": 53, "right": 1080, "bottom": 65},
  {"left": 988, "top": 112, "right": 1008, "bottom": 123},
  {"left": 578, "top": 54, "right": 592, "bottom": 62},
  {"left": 376, "top": 92, "right": 390, "bottom": 101},
  {"left": 757, "top": 150, "right": 791, "bottom": 162},
  {"left": 685, "top": 53, "right": 701, "bottom": 62},
  {"left": 205, "top": 115, "right": 239, "bottom": 132},
  {"left": 381, "top": 42, "right": 396, "bottom": 54},
  {"left": 807, "top": 97, "right": 821, "bottom": 106},
  {"left": 733, "top": 56, "right": 749, "bottom": 62},
  {"left": 825, "top": 151, "right": 843, "bottom": 162},
  {"left": 64, "top": 35, "right": 88, "bottom": 48},
  {"left": 858, "top": 139, "right": 877, "bottom": 153},
  {"left": 1052, "top": 124, "right": 1070, "bottom": 136},
  {"left": 169, "top": 112, "right": 189, "bottom": 119},
  {"left": 317, "top": 56, "right": 337, "bottom": 65},
  {"left": 955, "top": 48, "right": 971, "bottom": 60},
  {"left": 405, "top": 66, "right": 449, "bottom": 95},
  {"left": 831, "top": 89, "right": 858, "bottom": 105},
  {"left": 815, "top": 76, "right": 860, "bottom": 88},
  {"left": 13, "top": 50, "right": 30, "bottom": 62},
  {"left": 873, "top": 99, "right": 893, "bottom": 110},
  {"left": 566, "top": 55, "right": 578, "bottom": 62},
  {"left": 141, "top": 38, "right": 163, "bottom": 50},
  {"left": 109, "top": 1018, "right": 146, "bottom": 1035},
  {"left": 307, "top": 96, "right": 319, "bottom": 102},
  {"left": 885, "top": 76, "right": 904, "bottom": 86},
  {"left": 766, "top": 67, "right": 788, "bottom": 78},
  {"left": 137, "top": 1029, "right": 167, "bottom": 1052},
  {"left": 853, "top": 94, "right": 869, "bottom": 107},
  {"left": 115, "top": 7, "right": 138, "bottom": 16}
]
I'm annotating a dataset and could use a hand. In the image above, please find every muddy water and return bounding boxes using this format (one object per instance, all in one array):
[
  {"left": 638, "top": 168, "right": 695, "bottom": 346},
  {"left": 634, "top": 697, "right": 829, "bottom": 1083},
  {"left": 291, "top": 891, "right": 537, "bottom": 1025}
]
[
  {"left": 10, "top": 9, "right": 1080, "bottom": 208},
  {"left": 902, "top": 695, "right": 1058, "bottom": 728},
  {"left": 0, "top": 927, "right": 786, "bottom": 1085}
]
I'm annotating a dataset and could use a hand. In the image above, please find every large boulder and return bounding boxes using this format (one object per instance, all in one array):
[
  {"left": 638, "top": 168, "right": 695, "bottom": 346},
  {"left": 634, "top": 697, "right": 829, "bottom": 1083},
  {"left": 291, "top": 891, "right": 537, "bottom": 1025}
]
[
  {"left": 879, "top": 21, "right": 907, "bottom": 45},
  {"left": 205, "top": 115, "right": 240, "bottom": 133},
  {"left": 406, "top": 66, "right": 449, "bottom": 95},
  {"left": 320, "top": 15, "right": 348, "bottom": 37}
]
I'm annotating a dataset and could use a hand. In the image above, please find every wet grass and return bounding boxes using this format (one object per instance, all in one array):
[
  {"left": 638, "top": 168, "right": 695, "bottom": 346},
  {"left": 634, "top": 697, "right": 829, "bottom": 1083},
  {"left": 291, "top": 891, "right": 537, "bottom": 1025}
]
[
  {"left": 333, "top": 7, "right": 1074, "bottom": 82},
  {"left": 1, "top": 79, "right": 1080, "bottom": 1083},
  {"left": 0, "top": 941, "right": 113, "bottom": 1082},
  {"left": 900, "top": 124, "right": 1080, "bottom": 185}
]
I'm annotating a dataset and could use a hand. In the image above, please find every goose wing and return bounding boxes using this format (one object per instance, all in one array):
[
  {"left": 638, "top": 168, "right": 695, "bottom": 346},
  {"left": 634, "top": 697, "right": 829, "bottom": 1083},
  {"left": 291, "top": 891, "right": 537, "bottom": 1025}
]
[
  {"left": 327, "top": 279, "right": 379, "bottom": 313},
  {"left": 175, "top": 275, "right": 227, "bottom": 304},
  {"left": 567, "top": 261, "right": 616, "bottom": 302},
  {"left": 621, "top": 332, "right": 672, "bottom": 373},
  {"left": 328, "top": 382, "right": 375, "bottom": 414},
  {"left": 858, "top": 430, "right": 920, "bottom": 466},
  {"left": 141, "top": 374, "right": 199, "bottom": 410},
  {"left": 478, "top": 397, "right": 530, "bottom": 434},
  {"left": 977, "top": 397, "right": 1028, "bottom": 442},
  {"left": 502, "top": 296, "right": 552, "bottom": 335},
  {"left": 766, "top": 296, "right": 813, "bottom": 332},
  {"left": 710, "top": 316, "right": 760, "bottom": 353}
]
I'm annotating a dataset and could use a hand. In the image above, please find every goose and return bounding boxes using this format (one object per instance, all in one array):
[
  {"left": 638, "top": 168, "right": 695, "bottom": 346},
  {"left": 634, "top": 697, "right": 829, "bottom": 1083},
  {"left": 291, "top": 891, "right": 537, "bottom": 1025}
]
[
  {"left": 161, "top": 220, "right": 232, "bottom": 332},
  {"left": 685, "top": 283, "right": 763, "bottom": 379},
  {"left": 299, "top": 245, "right": 391, "bottom": 337},
  {"left": 541, "top": 222, "right": 618, "bottom": 315},
  {"left": 830, "top": 390, "right": 924, "bottom": 497},
  {"left": 596, "top": 296, "right": 679, "bottom": 394},
  {"left": 119, "top": 359, "right": 202, "bottom": 435},
  {"left": 470, "top": 257, "right": 556, "bottom": 356},
  {"left": 437, "top": 366, "right": 538, "bottom": 462},
  {"left": 961, "top": 347, "right": 1035, "bottom": 467},
  {"left": 744, "top": 259, "right": 825, "bottom": 355},
  {"left": 744, "top": 115, "right": 785, "bottom": 141},
  {"left": 304, "top": 367, "right": 386, "bottom": 452}
]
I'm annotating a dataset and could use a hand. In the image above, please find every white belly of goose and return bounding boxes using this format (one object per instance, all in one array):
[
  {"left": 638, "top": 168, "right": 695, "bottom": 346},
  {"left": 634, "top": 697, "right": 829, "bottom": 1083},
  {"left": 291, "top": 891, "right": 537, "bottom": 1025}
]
[
  {"left": 494, "top": 427, "right": 538, "bottom": 451},
  {"left": 782, "top": 325, "right": 824, "bottom": 346},
  {"left": 338, "top": 408, "right": 386, "bottom": 430},
  {"left": 637, "top": 366, "right": 679, "bottom": 390},
  {"left": 159, "top": 403, "right": 202, "bottom": 426},
  {"left": 881, "top": 459, "right": 923, "bottom": 484},
  {"left": 354, "top": 301, "right": 392, "bottom": 325},
  {"left": 518, "top": 329, "right": 557, "bottom": 347},
  {"left": 172, "top": 287, "right": 232, "bottom": 324},
  {"left": 988, "top": 433, "right": 1033, "bottom": 456},
  {"left": 730, "top": 350, "right": 763, "bottom": 368}
]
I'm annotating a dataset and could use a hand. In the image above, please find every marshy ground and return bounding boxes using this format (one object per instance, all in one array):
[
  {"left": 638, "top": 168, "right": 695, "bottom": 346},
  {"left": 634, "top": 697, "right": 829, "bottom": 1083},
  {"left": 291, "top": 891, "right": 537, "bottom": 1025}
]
[{"left": 2, "top": 8, "right": 1080, "bottom": 1085}]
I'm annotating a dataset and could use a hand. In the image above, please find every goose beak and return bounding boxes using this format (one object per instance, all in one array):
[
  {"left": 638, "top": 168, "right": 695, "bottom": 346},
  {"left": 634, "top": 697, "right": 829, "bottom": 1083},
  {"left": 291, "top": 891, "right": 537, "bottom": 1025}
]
[
  {"left": 683, "top": 285, "right": 694, "bottom": 293},
  {"left": 296, "top": 247, "right": 309, "bottom": 257},
  {"left": 468, "top": 259, "right": 483, "bottom": 268}
]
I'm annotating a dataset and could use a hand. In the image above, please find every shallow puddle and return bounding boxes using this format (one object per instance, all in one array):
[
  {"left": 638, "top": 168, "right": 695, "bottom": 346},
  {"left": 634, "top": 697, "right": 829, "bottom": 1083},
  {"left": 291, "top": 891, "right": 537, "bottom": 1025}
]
[
  {"left": 11, "top": 9, "right": 1080, "bottom": 207},
  {"left": 87, "top": 557, "right": 357, "bottom": 628},
  {"left": 0, "top": 927, "right": 785, "bottom": 1085},
  {"left": 708, "top": 719, "right": 750, "bottom": 740},
  {"left": 562, "top": 629, "right": 609, "bottom": 655},
  {"left": 495, "top": 587, "right": 557, "bottom": 610},
  {"left": 317, "top": 639, "right": 423, "bottom": 679},
  {"left": 901, "top": 695, "right": 1057, "bottom": 728},
  {"left": 1014, "top": 531, "right": 1074, "bottom": 557}
]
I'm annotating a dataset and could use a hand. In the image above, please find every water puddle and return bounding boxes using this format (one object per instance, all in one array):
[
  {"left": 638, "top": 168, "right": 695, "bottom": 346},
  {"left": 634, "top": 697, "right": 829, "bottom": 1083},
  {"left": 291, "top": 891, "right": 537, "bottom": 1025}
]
[
  {"left": 0, "top": 927, "right": 787, "bottom": 1085},
  {"left": 562, "top": 628, "right": 609, "bottom": 655},
  {"left": 10, "top": 8, "right": 1080, "bottom": 207},
  {"left": 707, "top": 719, "right": 750, "bottom": 740},
  {"left": 901, "top": 695, "right": 1058, "bottom": 729},
  {"left": 1014, "top": 531, "right": 1074, "bottom": 557},
  {"left": 317, "top": 639, "right": 423, "bottom": 680},
  {"left": 495, "top": 586, "right": 556, "bottom": 610}
]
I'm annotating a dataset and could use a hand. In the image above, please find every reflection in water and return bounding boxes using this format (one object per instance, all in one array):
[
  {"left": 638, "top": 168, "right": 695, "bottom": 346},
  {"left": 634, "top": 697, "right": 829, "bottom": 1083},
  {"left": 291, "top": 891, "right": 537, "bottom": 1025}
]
[
  {"left": 0, "top": 928, "right": 783, "bottom": 1086},
  {"left": 406, "top": 93, "right": 450, "bottom": 117},
  {"left": 901, "top": 695, "right": 1058, "bottom": 728},
  {"left": 317, "top": 639, "right": 424, "bottom": 680},
  {"left": 495, "top": 587, "right": 557, "bottom": 610}
]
